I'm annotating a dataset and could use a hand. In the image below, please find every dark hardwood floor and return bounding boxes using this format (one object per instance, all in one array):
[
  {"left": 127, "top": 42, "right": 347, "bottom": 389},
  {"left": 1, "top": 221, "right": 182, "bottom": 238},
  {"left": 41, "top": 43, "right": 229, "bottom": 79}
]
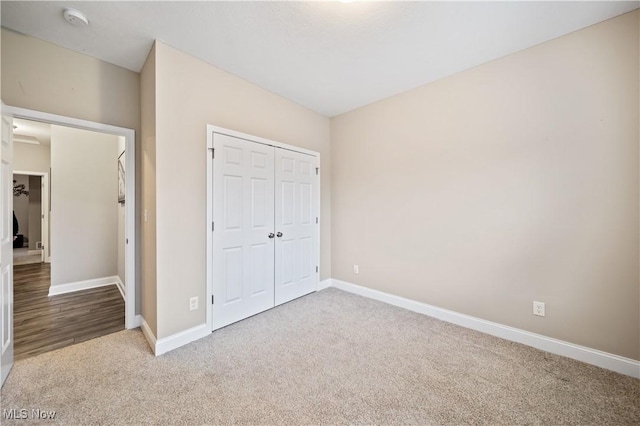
[{"left": 14, "top": 263, "right": 125, "bottom": 360}]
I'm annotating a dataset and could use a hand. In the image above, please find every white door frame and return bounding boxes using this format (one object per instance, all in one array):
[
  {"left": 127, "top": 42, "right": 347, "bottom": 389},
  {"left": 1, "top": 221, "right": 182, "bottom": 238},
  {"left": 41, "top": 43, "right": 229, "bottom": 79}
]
[
  {"left": 12, "top": 170, "right": 50, "bottom": 263},
  {"left": 5, "top": 106, "right": 138, "bottom": 329},
  {"left": 1, "top": 108, "right": 15, "bottom": 387},
  {"left": 206, "top": 125, "right": 321, "bottom": 332}
]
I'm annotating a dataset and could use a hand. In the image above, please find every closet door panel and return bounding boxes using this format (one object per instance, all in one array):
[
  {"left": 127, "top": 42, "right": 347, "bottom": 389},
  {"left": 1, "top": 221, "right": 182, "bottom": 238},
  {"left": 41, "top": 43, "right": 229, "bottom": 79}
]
[
  {"left": 275, "top": 149, "right": 318, "bottom": 306},
  {"left": 213, "top": 134, "right": 275, "bottom": 330}
]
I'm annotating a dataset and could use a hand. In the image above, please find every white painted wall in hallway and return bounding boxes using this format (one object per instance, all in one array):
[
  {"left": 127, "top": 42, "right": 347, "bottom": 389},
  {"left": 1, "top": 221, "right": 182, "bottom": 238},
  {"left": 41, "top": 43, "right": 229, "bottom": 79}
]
[{"left": 50, "top": 125, "right": 119, "bottom": 289}]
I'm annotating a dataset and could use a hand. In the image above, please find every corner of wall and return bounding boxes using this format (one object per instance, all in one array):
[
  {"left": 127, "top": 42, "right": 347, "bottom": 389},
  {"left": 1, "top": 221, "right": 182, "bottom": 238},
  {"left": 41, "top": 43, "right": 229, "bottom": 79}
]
[
  {"left": 328, "top": 12, "right": 640, "bottom": 360},
  {"left": 140, "top": 42, "right": 158, "bottom": 337}
]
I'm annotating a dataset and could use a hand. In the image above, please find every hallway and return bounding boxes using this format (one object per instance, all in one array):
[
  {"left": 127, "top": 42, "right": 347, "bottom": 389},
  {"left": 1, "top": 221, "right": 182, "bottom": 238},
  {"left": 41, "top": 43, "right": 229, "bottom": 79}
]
[
  {"left": 13, "top": 263, "right": 124, "bottom": 360},
  {"left": 13, "top": 247, "right": 43, "bottom": 266}
]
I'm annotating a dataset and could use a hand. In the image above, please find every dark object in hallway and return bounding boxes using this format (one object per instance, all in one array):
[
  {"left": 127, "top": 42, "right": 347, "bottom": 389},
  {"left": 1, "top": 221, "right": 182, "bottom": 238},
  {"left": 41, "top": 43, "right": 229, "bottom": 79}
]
[
  {"left": 13, "top": 234, "right": 23, "bottom": 249},
  {"left": 13, "top": 211, "right": 23, "bottom": 248}
]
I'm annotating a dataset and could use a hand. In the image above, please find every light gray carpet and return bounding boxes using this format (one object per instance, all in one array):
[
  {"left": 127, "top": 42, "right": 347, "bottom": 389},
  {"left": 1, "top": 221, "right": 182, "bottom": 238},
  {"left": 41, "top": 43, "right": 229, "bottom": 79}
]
[{"left": 1, "top": 288, "right": 639, "bottom": 425}]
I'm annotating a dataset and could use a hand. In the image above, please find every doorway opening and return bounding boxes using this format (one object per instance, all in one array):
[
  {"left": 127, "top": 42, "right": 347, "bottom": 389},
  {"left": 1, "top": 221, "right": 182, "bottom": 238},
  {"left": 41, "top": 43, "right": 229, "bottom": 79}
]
[
  {"left": 5, "top": 107, "right": 137, "bottom": 361},
  {"left": 12, "top": 170, "right": 49, "bottom": 266}
]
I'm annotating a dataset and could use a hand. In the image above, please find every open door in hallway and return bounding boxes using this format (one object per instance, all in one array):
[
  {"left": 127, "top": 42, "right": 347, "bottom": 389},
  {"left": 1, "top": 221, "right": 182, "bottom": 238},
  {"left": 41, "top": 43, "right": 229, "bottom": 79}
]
[{"left": 1, "top": 112, "right": 15, "bottom": 387}]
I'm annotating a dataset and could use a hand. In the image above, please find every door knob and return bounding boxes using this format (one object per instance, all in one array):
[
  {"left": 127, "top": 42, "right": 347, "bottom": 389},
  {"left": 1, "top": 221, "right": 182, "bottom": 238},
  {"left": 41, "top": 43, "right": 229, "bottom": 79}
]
[
  {"left": 276, "top": 232, "right": 283, "bottom": 238},
  {"left": 268, "top": 233, "right": 275, "bottom": 239}
]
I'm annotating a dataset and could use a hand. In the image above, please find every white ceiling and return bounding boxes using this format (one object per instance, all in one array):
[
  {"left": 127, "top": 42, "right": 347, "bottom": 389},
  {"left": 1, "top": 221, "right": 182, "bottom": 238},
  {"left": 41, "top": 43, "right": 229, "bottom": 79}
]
[
  {"left": 13, "top": 118, "right": 51, "bottom": 146},
  {"left": 1, "top": 1, "right": 638, "bottom": 117}
]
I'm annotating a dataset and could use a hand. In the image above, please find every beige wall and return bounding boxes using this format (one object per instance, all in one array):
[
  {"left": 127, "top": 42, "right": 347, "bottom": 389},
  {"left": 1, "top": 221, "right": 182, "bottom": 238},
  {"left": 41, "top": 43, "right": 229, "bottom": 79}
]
[
  {"left": 140, "top": 44, "right": 158, "bottom": 336},
  {"left": 1, "top": 29, "right": 139, "bottom": 133},
  {"left": 1, "top": 28, "right": 142, "bottom": 313},
  {"left": 147, "top": 41, "right": 331, "bottom": 339},
  {"left": 50, "top": 125, "right": 119, "bottom": 287},
  {"left": 331, "top": 11, "right": 640, "bottom": 360},
  {"left": 13, "top": 142, "right": 50, "bottom": 174}
]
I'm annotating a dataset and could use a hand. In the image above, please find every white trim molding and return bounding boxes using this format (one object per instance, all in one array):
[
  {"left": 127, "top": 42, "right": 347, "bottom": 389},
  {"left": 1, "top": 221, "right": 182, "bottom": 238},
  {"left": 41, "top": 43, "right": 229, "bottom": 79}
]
[
  {"left": 139, "top": 318, "right": 210, "bottom": 357},
  {"left": 48, "top": 276, "right": 121, "bottom": 297},
  {"left": 154, "top": 324, "right": 210, "bottom": 356},
  {"left": 140, "top": 317, "right": 157, "bottom": 353},
  {"left": 132, "top": 315, "right": 143, "bottom": 329},
  {"left": 328, "top": 279, "right": 640, "bottom": 378},
  {"left": 114, "top": 276, "right": 125, "bottom": 300}
]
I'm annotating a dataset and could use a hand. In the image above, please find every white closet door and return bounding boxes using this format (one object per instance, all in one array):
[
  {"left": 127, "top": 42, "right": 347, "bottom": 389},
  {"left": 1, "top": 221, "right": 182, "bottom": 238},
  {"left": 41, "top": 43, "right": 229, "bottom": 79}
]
[
  {"left": 274, "top": 149, "right": 318, "bottom": 306},
  {"left": 212, "top": 134, "right": 275, "bottom": 330}
]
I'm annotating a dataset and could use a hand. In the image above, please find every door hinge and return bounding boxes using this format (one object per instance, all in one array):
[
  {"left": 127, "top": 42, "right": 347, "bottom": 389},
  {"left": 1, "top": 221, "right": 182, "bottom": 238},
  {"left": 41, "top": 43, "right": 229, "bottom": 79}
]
[
  {"left": 212, "top": 222, "right": 214, "bottom": 232},
  {"left": 212, "top": 295, "right": 215, "bottom": 304},
  {"left": 210, "top": 148, "right": 215, "bottom": 158},
  {"left": 315, "top": 167, "right": 319, "bottom": 175},
  {"left": 316, "top": 266, "right": 319, "bottom": 273},
  {"left": 126, "top": 238, "right": 128, "bottom": 244},
  {"left": 316, "top": 217, "right": 318, "bottom": 224}
]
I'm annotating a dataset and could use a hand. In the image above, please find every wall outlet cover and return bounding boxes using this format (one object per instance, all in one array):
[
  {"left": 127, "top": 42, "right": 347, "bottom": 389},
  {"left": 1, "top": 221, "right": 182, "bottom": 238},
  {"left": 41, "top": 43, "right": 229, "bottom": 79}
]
[{"left": 189, "top": 296, "right": 198, "bottom": 311}]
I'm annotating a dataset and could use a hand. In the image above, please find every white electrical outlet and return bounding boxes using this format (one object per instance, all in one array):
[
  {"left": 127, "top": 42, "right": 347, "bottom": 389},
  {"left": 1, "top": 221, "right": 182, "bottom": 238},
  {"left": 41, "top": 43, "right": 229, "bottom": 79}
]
[
  {"left": 533, "top": 301, "right": 545, "bottom": 317},
  {"left": 189, "top": 296, "right": 198, "bottom": 311},
  {"left": 353, "top": 265, "right": 359, "bottom": 274}
]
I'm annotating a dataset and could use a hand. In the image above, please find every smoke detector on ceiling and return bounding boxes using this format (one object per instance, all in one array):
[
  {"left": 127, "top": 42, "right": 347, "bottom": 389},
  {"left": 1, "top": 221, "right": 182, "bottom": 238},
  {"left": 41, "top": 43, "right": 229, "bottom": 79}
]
[{"left": 63, "top": 8, "right": 89, "bottom": 27}]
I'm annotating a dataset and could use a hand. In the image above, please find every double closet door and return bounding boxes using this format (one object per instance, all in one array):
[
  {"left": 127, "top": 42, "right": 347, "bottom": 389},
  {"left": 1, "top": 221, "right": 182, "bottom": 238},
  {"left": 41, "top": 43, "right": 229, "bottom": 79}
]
[{"left": 212, "top": 133, "right": 318, "bottom": 330}]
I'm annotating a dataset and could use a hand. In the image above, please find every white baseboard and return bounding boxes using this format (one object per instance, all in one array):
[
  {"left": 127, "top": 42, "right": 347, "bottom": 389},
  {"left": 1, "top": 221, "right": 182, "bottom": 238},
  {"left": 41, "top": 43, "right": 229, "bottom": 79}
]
[
  {"left": 328, "top": 279, "right": 640, "bottom": 379},
  {"left": 140, "top": 317, "right": 157, "bottom": 353},
  {"left": 48, "top": 276, "right": 121, "bottom": 296},
  {"left": 131, "top": 314, "right": 142, "bottom": 329},
  {"left": 114, "top": 276, "right": 125, "bottom": 300},
  {"left": 155, "top": 324, "right": 210, "bottom": 356},
  {"left": 318, "top": 279, "right": 332, "bottom": 291},
  {"left": 139, "top": 318, "right": 210, "bottom": 357}
]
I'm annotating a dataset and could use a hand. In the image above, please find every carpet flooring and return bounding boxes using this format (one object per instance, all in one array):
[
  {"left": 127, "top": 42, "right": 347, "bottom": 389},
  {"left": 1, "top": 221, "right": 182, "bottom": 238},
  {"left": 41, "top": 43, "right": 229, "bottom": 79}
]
[{"left": 1, "top": 288, "right": 638, "bottom": 425}]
